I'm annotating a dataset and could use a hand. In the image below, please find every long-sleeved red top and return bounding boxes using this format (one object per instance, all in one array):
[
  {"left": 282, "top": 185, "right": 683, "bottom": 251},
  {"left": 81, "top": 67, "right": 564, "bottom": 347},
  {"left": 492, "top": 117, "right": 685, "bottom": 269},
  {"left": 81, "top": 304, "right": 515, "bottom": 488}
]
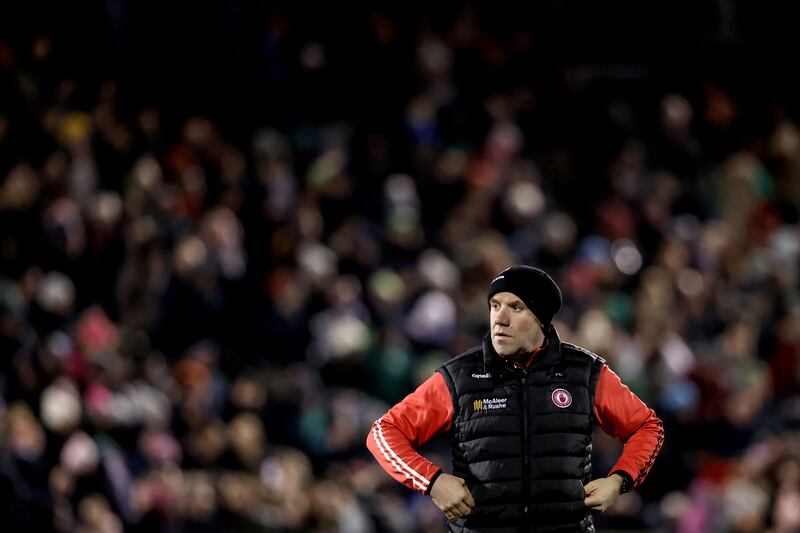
[{"left": 367, "top": 362, "right": 664, "bottom": 495}]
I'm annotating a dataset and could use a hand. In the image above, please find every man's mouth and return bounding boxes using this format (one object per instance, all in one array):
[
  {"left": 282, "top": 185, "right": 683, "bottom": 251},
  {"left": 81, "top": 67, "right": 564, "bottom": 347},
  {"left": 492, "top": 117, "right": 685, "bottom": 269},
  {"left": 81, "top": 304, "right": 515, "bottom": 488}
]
[{"left": 494, "top": 332, "right": 510, "bottom": 338}]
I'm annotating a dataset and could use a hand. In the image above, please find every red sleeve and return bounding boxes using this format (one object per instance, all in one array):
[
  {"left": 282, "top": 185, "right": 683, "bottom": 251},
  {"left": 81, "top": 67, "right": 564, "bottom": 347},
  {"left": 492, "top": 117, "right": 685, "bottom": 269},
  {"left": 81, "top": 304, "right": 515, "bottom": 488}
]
[
  {"left": 594, "top": 365, "right": 664, "bottom": 488},
  {"left": 366, "top": 371, "right": 453, "bottom": 494}
]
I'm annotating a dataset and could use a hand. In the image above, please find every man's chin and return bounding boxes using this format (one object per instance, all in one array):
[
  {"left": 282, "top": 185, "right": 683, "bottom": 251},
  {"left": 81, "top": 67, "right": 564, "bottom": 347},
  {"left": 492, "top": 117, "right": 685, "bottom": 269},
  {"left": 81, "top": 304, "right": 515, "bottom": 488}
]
[
  {"left": 493, "top": 344, "right": 518, "bottom": 358},
  {"left": 494, "top": 344, "right": 529, "bottom": 361}
]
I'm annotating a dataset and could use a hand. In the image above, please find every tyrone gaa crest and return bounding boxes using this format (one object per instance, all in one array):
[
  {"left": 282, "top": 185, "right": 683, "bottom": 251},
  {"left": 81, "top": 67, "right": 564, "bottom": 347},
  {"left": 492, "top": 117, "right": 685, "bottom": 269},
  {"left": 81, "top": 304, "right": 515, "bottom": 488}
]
[{"left": 551, "top": 388, "right": 572, "bottom": 408}]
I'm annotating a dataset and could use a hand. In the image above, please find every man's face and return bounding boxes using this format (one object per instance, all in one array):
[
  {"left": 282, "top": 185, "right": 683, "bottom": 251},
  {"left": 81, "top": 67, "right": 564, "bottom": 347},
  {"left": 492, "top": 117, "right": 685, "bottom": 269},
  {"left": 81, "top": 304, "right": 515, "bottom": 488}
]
[{"left": 489, "top": 291, "right": 545, "bottom": 359}]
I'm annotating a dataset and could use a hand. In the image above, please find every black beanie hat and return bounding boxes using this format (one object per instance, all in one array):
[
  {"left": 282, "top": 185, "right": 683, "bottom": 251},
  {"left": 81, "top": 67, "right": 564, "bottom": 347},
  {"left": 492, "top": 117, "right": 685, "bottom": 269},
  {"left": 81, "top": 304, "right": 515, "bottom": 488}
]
[{"left": 487, "top": 266, "right": 562, "bottom": 326}]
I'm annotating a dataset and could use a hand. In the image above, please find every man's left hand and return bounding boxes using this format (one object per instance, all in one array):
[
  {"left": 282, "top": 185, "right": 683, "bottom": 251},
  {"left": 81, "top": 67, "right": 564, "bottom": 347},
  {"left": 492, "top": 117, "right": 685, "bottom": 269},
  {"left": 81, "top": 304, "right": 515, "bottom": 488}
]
[{"left": 583, "top": 474, "right": 624, "bottom": 512}]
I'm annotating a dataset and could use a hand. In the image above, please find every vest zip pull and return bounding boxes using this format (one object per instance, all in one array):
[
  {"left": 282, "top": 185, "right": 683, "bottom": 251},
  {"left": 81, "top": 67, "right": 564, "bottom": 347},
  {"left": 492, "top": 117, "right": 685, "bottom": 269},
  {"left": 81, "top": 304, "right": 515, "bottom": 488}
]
[{"left": 521, "top": 370, "right": 530, "bottom": 525}]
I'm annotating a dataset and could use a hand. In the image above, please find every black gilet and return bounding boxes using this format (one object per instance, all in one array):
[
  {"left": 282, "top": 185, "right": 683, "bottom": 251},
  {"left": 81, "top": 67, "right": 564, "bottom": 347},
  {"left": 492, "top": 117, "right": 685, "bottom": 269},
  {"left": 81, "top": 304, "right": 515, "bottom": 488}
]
[{"left": 437, "top": 327, "right": 605, "bottom": 533}]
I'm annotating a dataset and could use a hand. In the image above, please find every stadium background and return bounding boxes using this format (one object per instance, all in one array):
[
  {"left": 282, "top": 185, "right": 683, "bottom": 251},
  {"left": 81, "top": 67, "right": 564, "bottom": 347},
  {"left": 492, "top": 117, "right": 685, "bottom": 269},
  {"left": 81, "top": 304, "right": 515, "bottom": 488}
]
[{"left": 2, "top": 1, "right": 800, "bottom": 531}]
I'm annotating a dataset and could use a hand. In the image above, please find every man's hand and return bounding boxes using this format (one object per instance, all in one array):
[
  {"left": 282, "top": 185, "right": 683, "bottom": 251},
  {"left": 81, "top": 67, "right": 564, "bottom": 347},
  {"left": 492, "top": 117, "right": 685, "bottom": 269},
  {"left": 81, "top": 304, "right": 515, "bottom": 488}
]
[
  {"left": 584, "top": 474, "right": 624, "bottom": 512},
  {"left": 430, "top": 473, "right": 475, "bottom": 522}
]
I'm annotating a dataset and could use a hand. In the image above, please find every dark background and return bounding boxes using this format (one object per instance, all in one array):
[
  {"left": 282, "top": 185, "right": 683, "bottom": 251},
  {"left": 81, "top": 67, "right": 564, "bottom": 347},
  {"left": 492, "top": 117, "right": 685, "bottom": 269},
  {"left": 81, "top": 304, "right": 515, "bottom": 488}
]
[{"left": 1, "top": 1, "right": 800, "bottom": 531}]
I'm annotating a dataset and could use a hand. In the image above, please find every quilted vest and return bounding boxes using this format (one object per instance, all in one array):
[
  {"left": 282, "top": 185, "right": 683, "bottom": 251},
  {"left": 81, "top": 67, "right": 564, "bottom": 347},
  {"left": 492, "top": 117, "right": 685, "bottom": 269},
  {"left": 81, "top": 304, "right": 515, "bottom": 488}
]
[{"left": 437, "top": 327, "right": 604, "bottom": 532}]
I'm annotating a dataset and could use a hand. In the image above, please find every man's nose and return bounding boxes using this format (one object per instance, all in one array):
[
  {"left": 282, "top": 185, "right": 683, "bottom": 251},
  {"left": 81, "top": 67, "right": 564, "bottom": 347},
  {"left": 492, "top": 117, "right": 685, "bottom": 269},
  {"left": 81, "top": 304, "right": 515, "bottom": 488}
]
[{"left": 495, "top": 308, "right": 510, "bottom": 325}]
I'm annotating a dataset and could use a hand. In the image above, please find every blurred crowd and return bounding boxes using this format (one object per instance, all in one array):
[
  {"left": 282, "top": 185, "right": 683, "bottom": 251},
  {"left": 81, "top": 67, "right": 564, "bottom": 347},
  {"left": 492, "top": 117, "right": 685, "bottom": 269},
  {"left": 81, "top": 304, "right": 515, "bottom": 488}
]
[{"left": 2, "top": 2, "right": 800, "bottom": 532}]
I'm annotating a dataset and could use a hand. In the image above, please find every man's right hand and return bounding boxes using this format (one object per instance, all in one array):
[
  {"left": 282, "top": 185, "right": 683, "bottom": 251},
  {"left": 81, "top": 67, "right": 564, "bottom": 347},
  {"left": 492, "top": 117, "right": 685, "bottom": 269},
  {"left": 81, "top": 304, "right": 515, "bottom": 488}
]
[{"left": 430, "top": 473, "right": 475, "bottom": 522}]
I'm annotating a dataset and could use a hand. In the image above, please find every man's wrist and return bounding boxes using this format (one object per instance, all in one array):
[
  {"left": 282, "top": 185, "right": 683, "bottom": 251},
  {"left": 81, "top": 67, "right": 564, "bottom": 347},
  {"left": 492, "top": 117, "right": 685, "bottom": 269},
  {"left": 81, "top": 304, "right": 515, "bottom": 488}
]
[
  {"left": 610, "top": 470, "right": 633, "bottom": 494},
  {"left": 425, "top": 469, "right": 444, "bottom": 495}
]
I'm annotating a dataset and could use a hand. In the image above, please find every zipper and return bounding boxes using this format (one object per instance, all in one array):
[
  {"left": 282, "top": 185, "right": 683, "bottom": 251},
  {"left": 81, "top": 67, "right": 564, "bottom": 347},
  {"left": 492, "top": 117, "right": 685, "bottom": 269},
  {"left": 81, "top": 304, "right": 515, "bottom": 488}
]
[{"left": 521, "top": 370, "right": 529, "bottom": 528}]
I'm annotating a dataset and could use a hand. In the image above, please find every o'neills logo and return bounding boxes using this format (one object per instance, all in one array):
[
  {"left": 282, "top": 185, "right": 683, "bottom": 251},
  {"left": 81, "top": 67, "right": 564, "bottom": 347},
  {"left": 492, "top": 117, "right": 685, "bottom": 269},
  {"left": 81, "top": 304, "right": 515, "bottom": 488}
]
[
  {"left": 551, "top": 388, "right": 572, "bottom": 408},
  {"left": 473, "top": 397, "right": 507, "bottom": 411}
]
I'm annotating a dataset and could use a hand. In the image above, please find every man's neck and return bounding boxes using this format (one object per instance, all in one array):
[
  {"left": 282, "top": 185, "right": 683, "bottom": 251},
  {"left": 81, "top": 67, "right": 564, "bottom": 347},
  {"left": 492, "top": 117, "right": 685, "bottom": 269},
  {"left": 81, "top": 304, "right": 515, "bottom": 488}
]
[{"left": 508, "top": 338, "right": 548, "bottom": 369}]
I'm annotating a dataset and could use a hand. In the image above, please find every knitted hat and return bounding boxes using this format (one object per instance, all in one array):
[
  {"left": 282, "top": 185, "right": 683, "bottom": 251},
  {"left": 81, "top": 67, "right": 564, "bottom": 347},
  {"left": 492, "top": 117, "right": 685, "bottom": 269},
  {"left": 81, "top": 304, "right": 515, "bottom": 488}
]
[{"left": 487, "top": 266, "right": 562, "bottom": 327}]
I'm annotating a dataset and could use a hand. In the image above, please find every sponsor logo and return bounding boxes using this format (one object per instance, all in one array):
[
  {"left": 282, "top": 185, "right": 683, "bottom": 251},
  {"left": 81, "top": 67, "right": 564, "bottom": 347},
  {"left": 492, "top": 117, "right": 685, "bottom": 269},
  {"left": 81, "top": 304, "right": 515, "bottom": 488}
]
[
  {"left": 471, "top": 373, "right": 492, "bottom": 379},
  {"left": 473, "top": 397, "right": 507, "bottom": 411},
  {"left": 551, "top": 388, "right": 572, "bottom": 408}
]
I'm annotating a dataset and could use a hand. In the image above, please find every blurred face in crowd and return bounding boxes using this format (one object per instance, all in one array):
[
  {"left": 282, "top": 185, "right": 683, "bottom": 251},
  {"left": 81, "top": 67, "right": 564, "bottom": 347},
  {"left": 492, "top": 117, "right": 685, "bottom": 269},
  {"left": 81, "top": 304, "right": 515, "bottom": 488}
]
[{"left": 489, "top": 292, "right": 545, "bottom": 359}]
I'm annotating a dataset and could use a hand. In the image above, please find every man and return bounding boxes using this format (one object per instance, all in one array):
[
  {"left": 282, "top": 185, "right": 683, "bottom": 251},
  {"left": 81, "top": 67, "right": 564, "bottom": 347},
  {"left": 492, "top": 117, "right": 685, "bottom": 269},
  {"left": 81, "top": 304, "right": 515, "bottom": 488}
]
[{"left": 367, "top": 266, "right": 664, "bottom": 532}]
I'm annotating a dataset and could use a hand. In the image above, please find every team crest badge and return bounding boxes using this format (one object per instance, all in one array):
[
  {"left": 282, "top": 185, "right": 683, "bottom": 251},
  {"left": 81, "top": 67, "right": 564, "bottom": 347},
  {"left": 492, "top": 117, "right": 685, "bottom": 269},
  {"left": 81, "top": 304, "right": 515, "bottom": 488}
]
[{"left": 551, "top": 388, "right": 572, "bottom": 408}]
